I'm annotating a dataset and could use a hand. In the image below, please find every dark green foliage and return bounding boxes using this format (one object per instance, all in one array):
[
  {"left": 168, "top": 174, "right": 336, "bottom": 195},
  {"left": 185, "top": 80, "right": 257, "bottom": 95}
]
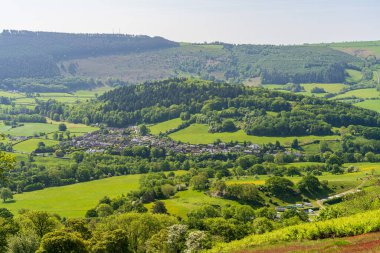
[
  {"left": 265, "top": 176, "right": 295, "bottom": 197},
  {"left": 152, "top": 201, "right": 168, "bottom": 214},
  {"left": 43, "top": 78, "right": 380, "bottom": 138}
]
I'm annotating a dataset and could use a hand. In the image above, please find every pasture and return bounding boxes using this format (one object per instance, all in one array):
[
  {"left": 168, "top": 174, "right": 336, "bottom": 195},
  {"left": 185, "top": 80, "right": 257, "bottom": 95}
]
[
  {"left": 149, "top": 118, "right": 183, "bottom": 135},
  {"left": 168, "top": 123, "right": 340, "bottom": 145},
  {"left": 334, "top": 88, "right": 380, "bottom": 100},
  {"left": 0, "top": 174, "right": 141, "bottom": 217},
  {"left": 331, "top": 41, "right": 380, "bottom": 58},
  {"left": 354, "top": 99, "right": 380, "bottom": 113},
  {"left": 13, "top": 138, "right": 59, "bottom": 153},
  {"left": 146, "top": 189, "right": 240, "bottom": 219},
  {"left": 345, "top": 69, "right": 363, "bottom": 83}
]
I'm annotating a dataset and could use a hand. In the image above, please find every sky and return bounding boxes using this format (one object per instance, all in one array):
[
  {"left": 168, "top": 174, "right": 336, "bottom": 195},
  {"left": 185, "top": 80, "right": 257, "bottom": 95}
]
[{"left": 0, "top": 0, "right": 379, "bottom": 45}]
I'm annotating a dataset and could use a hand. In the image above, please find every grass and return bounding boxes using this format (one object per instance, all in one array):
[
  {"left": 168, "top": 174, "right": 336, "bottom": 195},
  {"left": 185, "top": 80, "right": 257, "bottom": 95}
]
[
  {"left": 0, "top": 123, "right": 60, "bottom": 136},
  {"left": 354, "top": 100, "right": 380, "bottom": 113},
  {"left": 0, "top": 174, "right": 141, "bottom": 217},
  {"left": 236, "top": 231, "right": 380, "bottom": 253},
  {"left": 0, "top": 90, "right": 24, "bottom": 98},
  {"left": 12, "top": 138, "right": 59, "bottom": 153},
  {"left": 262, "top": 83, "right": 348, "bottom": 97},
  {"left": 0, "top": 121, "right": 99, "bottom": 137},
  {"left": 149, "top": 118, "right": 183, "bottom": 135},
  {"left": 301, "top": 83, "right": 347, "bottom": 94},
  {"left": 331, "top": 41, "right": 380, "bottom": 58},
  {"left": 146, "top": 189, "right": 240, "bottom": 219},
  {"left": 168, "top": 124, "right": 339, "bottom": 145},
  {"left": 334, "top": 88, "right": 380, "bottom": 100},
  {"left": 345, "top": 69, "right": 363, "bottom": 83}
]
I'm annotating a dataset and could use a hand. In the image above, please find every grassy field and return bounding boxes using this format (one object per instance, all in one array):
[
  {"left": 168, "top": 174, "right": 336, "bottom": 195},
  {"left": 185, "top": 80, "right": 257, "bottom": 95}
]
[
  {"left": 354, "top": 99, "right": 380, "bottom": 113},
  {"left": 301, "top": 83, "right": 347, "bottom": 94},
  {"left": 345, "top": 69, "right": 363, "bottom": 83},
  {"left": 262, "top": 83, "right": 347, "bottom": 97},
  {"left": 12, "top": 138, "right": 59, "bottom": 153},
  {"left": 0, "top": 123, "right": 60, "bottom": 136},
  {"left": 0, "top": 174, "right": 141, "bottom": 217},
  {"left": 168, "top": 124, "right": 339, "bottom": 145},
  {"left": 330, "top": 41, "right": 380, "bottom": 58},
  {"left": 149, "top": 118, "right": 183, "bottom": 135},
  {"left": 0, "top": 121, "right": 99, "bottom": 137},
  {"left": 334, "top": 88, "right": 380, "bottom": 99},
  {"left": 146, "top": 189, "right": 240, "bottom": 219}
]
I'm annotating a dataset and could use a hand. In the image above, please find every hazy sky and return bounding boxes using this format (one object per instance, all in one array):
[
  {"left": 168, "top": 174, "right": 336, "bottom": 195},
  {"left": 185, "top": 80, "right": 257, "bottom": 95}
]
[{"left": 0, "top": 0, "right": 379, "bottom": 44}]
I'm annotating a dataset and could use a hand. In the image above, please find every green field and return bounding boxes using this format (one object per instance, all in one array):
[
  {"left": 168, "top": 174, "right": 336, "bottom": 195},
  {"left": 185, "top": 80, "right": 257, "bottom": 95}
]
[
  {"left": 0, "top": 121, "right": 99, "bottom": 137},
  {"left": 262, "top": 83, "right": 347, "bottom": 97},
  {"left": 0, "top": 123, "right": 60, "bottom": 136},
  {"left": 345, "top": 69, "right": 363, "bottom": 83},
  {"left": 146, "top": 189, "right": 240, "bottom": 218},
  {"left": 168, "top": 123, "right": 339, "bottom": 145},
  {"left": 301, "top": 83, "right": 347, "bottom": 94},
  {"left": 149, "top": 118, "right": 183, "bottom": 135},
  {"left": 330, "top": 41, "right": 380, "bottom": 58},
  {"left": 334, "top": 88, "right": 380, "bottom": 100},
  {"left": 355, "top": 99, "right": 380, "bottom": 113},
  {"left": 13, "top": 138, "right": 59, "bottom": 153},
  {"left": 0, "top": 174, "right": 141, "bottom": 217}
]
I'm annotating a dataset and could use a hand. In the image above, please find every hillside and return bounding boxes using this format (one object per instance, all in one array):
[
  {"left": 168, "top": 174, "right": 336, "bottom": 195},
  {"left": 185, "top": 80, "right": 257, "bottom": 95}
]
[
  {"left": 61, "top": 43, "right": 362, "bottom": 84},
  {"left": 0, "top": 30, "right": 365, "bottom": 85},
  {"left": 49, "top": 78, "right": 380, "bottom": 133},
  {"left": 0, "top": 30, "right": 178, "bottom": 79}
]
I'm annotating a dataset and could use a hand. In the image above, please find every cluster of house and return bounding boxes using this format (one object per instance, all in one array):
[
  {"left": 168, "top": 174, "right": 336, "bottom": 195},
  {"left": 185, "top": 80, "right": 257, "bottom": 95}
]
[
  {"left": 68, "top": 127, "right": 262, "bottom": 155},
  {"left": 275, "top": 202, "right": 315, "bottom": 217}
]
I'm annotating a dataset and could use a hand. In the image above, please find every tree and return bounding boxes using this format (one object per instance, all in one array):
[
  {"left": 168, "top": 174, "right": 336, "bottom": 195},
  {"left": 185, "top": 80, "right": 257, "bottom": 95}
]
[
  {"left": 7, "top": 230, "right": 40, "bottom": 253},
  {"left": 152, "top": 201, "right": 168, "bottom": 214},
  {"left": 297, "top": 175, "right": 321, "bottom": 194},
  {"left": 0, "top": 152, "right": 16, "bottom": 183},
  {"left": 291, "top": 139, "right": 299, "bottom": 149},
  {"left": 185, "top": 231, "right": 212, "bottom": 252},
  {"left": 91, "top": 229, "right": 129, "bottom": 253},
  {"left": 222, "top": 120, "right": 237, "bottom": 132},
  {"left": 37, "top": 231, "right": 87, "bottom": 253},
  {"left": 190, "top": 173, "right": 209, "bottom": 191},
  {"left": 0, "top": 188, "right": 13, "bottom": 203},
  {"left": 139, "top": 125, "right": 149, "bottom": 136},
  {"left": 265, "top": 176, "right": 294, "bottom": 197},
  {"left": 96, "top": 204, "right": 113, "bottom": 217},
  {"left": 24, "top": 211, "right": 60, "bottom": 238},
  {"left": 167, "top": 224, "right": 188, "bottom": 252},
  {"left": 0, "top": 208, "right": 13, "bottom": 219},
  {"left": 58, "top": 123, "right": 67, "bottom": 131}
]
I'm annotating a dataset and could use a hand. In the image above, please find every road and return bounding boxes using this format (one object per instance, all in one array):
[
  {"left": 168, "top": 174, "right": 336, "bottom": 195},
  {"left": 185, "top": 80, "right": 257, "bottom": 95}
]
[{"left": 316, "top": 179, "right": 367, "bottom": 208}]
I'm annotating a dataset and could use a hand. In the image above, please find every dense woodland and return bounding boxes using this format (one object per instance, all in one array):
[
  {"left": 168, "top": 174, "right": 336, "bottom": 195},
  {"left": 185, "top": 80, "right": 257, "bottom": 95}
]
[{"left": 35, "top": 78, "right": 380, "bottom": 137}]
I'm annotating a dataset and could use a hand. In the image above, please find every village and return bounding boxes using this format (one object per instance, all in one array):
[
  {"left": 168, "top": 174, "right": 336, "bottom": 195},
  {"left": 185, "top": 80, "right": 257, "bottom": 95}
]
[{"left": 68, "top": 126, "right": 262, "bottom": 155}]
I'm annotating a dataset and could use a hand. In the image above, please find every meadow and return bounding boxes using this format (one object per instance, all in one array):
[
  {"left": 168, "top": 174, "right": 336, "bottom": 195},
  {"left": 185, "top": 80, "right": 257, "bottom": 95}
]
[
  {"left": 12, "top": 138, "right": 59, "bottom": 153},
  {"left": 334, "top": 88, "right": 380, "bottom": 100},
  {"left": 0, "top": 174, "right": 141, "bottom": 217},
  {"left": 354, "top": 99, "right": 380, "bottom": 113},
  {"left": 330, "top": 41, "right": 380, "bottom": 58},
  {"left": 146, "top": 189, "right": 241, "bottom": 219},
  {"left": 168, "top": 123, "right": 339, "bottom": 145},
  {"left": 345, "top": 69, "right": 363, "bottom": 83},
  {"left": 149, "top": 118, "right": 183, "bottom": 135}
]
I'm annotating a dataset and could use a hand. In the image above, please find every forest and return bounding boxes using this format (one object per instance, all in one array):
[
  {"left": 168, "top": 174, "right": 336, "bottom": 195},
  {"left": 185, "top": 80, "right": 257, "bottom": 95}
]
[{"left": 35, "top": 78, "right": 380, "bottom": 137}]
